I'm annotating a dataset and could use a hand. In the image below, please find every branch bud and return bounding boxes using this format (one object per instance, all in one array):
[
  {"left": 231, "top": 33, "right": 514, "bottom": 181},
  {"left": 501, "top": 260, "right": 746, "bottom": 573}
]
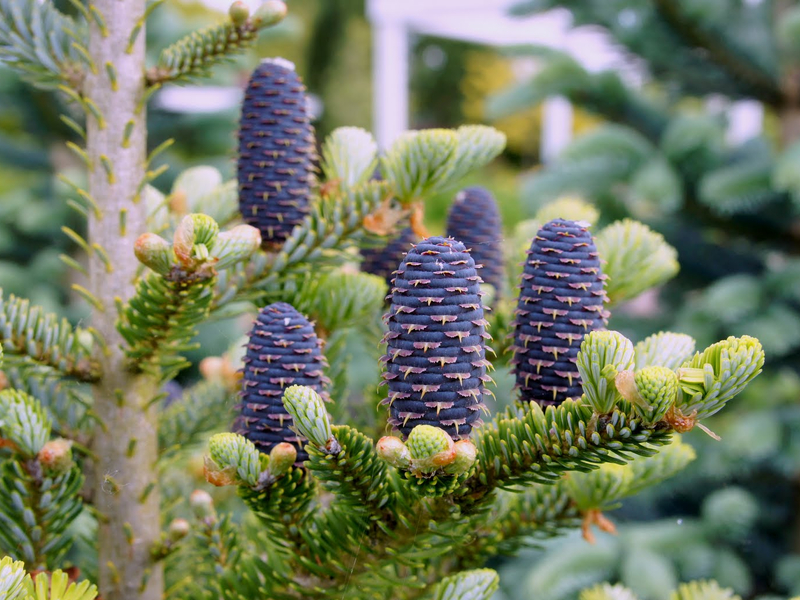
[
  {"left": 268, "top": 442, "right": 296, "bottom": 476},
  {"left": 376, "top": 436, "right": 411, "bottom": 469},
  {"left": 444, "top": 440, "right": 477, "bottom": 476},
  {"left": 631, "top": 366, "right": 678, "bottom": 424},
  {"left": 189, "top": 490, "right": 215, "bottom": 519},
  {"left": 134, "top": 233, "right": 173, "bottom": 275},
  {"left": 229, "top": 0, "right": 250, "bottom": 26},
  {"left": 37, "top": 438, "right": 73, "bottom": 474},
  {"left": 252, "top": 0, "right": 287, "bottom": 28},
  {"left": 173, "top": 214, "right": 220, "bottom": 267},
  {"left": 167, "top": 518, "right": 190, "bottom": 542},
  {"left": 207, "top": 432, "right": 261, "bottom": 486}
]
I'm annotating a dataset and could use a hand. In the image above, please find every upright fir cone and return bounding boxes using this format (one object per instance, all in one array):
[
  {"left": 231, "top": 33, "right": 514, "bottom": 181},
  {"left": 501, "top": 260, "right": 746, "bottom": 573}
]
[
  {"left": 512, "top": 219, "right": 608, "bottom": 406},
  {"left": 360, "top": 227, "right": 418, "bottom": 289},
  {"left": 381, "top": 236, "right": 491, "bottom": 440},
  {"left": 234, "top": 302, "right": 330, "bottom": 464},
  {"left": 445, "top": 187, "right": 505, "bottom": 294},
  {"left": 237, "top": 58, "right": 316, "bottom": 249}
]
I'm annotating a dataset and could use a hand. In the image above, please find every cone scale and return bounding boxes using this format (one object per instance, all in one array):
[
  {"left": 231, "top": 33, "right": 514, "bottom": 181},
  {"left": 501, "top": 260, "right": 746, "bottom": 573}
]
[
  {"left": 234, "top": 302, "right": 330, "bottom": 464},
  {"left": 237, "top": 59, "right": 316, "bottom": 248},
  {"left": 445, "top": 187, "right": 505, "bottom": 294},
  {"left": 381, "top": 236, "right": 490, "bottom": 440},
  {"left": 512, "top": 219, "right": 608, "bottom": 406}
]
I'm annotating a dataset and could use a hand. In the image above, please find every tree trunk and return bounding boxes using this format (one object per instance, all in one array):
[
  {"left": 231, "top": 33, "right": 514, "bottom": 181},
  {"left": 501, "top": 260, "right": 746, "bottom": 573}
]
[{"left": 86, "top": 2, "right": 162, "bottom": 599}]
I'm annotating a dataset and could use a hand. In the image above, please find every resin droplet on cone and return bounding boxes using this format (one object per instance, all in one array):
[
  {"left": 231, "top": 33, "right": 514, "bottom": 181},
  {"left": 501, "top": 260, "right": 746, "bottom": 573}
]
[
  {"left": 234, "top": 302, "right": 330, "bottom": 464},
  {"left": 445, "top": 187, "right": 505, "bottom": 295},
  {"left": 512, "top": 219, "right": 608, "bottom": 406},
  {"left": 381, "top": 236, "right": 490, "bottom": 439},
  {"left": 237, "top": 59, "right": 316, "bottom": 248}
]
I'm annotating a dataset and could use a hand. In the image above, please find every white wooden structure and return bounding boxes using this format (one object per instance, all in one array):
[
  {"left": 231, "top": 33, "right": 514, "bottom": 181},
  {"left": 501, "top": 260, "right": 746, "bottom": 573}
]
[{"left": 366, "top": 0, "right": 764, "bottom": 158}]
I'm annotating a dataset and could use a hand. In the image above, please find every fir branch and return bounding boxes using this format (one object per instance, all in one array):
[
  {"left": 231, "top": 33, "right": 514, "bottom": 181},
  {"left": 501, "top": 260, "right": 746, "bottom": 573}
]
[
  {"left": 488, "top": 53, "right": 670, "bottom": 143},
  {"left": 261, "top": 270, "right": 386, "bottom": 337},
  {"left": 456, "top": 482, "right": 580, "bottom": 565},
  {"left": 0, "top": 392, "right": 84, "bottom": 570},
  {"left": 426, "top": 569, "right": 499, "bottom": 600},
  {"left": 158, "top": 380, "right": 233, "bottom": 460},
  {"left": 0, "top": 292, "right": 101, "bottom": 383},
  {"left": 595, "top": 219, "right": 680, "bottom": 305},
  {"left": 117, "top": 270, "right": 216, "bottom": 381},
  {"left": 213, "top": 179, "right": 390, "bottom": 314},
  {"left": 119, "top": 215, "right": 260, "bottom": 380},
  {"left": 652, "top": 0, "right": 781, "bottom": 106},
  {"left": 455, "top": 400, "right": 673, "bottom": 510},
  {"left": 320, "top": 127, "right": 378, "bottom": 190},
  {"left": 146, "top": 1, "right": 287, "bottom": 86},
  {"left": 0, "top": 0, "right": 86, "bottom": 90},
  {"left": 306, "top": 425, "right": 394, "bottom": 518}
]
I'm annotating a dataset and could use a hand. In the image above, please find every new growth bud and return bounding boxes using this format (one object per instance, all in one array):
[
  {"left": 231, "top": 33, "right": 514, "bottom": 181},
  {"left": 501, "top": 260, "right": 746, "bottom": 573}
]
[
  {"left": 37, "top": 438, "right": 73, "bottom": 474},
  {"left": 444, "top": 440, "right": 478, "bottom": 476},
  {"left": 189, "top": 490, "right": 215, "bottom": 519},
  {"left": 282, "top": 385, "right": 338, "bottom": 454},
  {"left": 134, "top": 233, "right": 172, "bottom": 275},
  {"left": 577, "top": 330, "right": 635, "bottom": 414},
  {"left": 268, "top": 442, "right": 297, "bottom": 476},
  {"left": 252, "top": 0, "right": 287, "bottom": 27},
  {"left": 228, "top": 0, "right": 249, "bottom": 25},
  {"left": 376, "top": 436, "right": 411, "bottom": 470},
  {"left": 167, "top": 518, "right": 190, "bottom": 542}
]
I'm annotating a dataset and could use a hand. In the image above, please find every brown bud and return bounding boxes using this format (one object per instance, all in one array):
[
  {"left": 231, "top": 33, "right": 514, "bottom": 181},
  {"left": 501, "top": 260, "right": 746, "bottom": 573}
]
[{"left": 203, "top": 455, "right": 238, "bottom": 487}]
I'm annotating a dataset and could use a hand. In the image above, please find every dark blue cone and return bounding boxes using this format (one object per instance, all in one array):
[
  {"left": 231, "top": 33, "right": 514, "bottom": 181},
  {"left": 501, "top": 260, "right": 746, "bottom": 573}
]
[
  {"left": 511, "top": 219, "right": 608, "bottom": 407},
  {"left": 235, "top": 302, "right": 330, "bottom": 464},
  {"left": 237, "top": 59, "right": 316, "bottom": 249},
  {"left": 445, "top": 187, "right": 505, "bottom": 294},
  {"left": 360, "top": 227, "right": 418, "bottom": 289},
  {"left": 381, "top": 236, "right": 491, "bottom": 440}
]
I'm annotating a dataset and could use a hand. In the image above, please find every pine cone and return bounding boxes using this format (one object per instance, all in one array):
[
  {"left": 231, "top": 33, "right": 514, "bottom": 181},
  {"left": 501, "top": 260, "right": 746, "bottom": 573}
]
[
  {"left": 360, "top": 227, "right": 418, "bottom": 289},
  {"left": 235, "top": 302, "right": 330, "bottom": 464},
  {"left": 445, "top": 187, "right": 505, "bottom": 294},
  {"left": 381, "top": 236, "right": 490, "bottom": 440},
  {"left": 512, "top": 219, "right": 608, "bottom": 406},
  {"left": 237, "top": 58, "right": 316, "bottom": 249}
]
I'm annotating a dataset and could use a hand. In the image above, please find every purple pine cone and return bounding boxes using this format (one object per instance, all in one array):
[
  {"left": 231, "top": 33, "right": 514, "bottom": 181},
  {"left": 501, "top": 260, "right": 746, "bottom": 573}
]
[
  {"left": 237, "top": 59, "right": 316, "bottom": 248},
  {"left": 360, "top": 227, "right": 418, "bottom": 289},
  {"left": 381, "top": 236, "right": 491, "bottom": 440},
  {"left": 511, "top": 219, "right": 608, "bottom": 407},
  {"left": 446, "top": 187, "right": 505, "bottom": 294},
  {"left": 235, "top": 302, "right": 330, "bottom": 464}
]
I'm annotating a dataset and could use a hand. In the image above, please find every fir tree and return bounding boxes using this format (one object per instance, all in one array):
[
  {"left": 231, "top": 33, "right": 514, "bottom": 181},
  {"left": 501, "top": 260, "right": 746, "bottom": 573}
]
[{"left": 0, "top": 2, "right": 768, "bottom": 600}]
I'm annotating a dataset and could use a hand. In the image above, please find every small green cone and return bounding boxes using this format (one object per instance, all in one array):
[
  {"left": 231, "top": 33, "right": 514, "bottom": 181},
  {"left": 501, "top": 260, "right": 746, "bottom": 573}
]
[{"left": 406, "top": 424, "right": 454, "bottom": 474}]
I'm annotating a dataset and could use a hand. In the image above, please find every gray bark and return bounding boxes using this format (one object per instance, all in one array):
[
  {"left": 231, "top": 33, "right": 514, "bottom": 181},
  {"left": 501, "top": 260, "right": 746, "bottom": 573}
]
[{"left": 86, "top": 1, "right": 162, "bottom": 598}]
